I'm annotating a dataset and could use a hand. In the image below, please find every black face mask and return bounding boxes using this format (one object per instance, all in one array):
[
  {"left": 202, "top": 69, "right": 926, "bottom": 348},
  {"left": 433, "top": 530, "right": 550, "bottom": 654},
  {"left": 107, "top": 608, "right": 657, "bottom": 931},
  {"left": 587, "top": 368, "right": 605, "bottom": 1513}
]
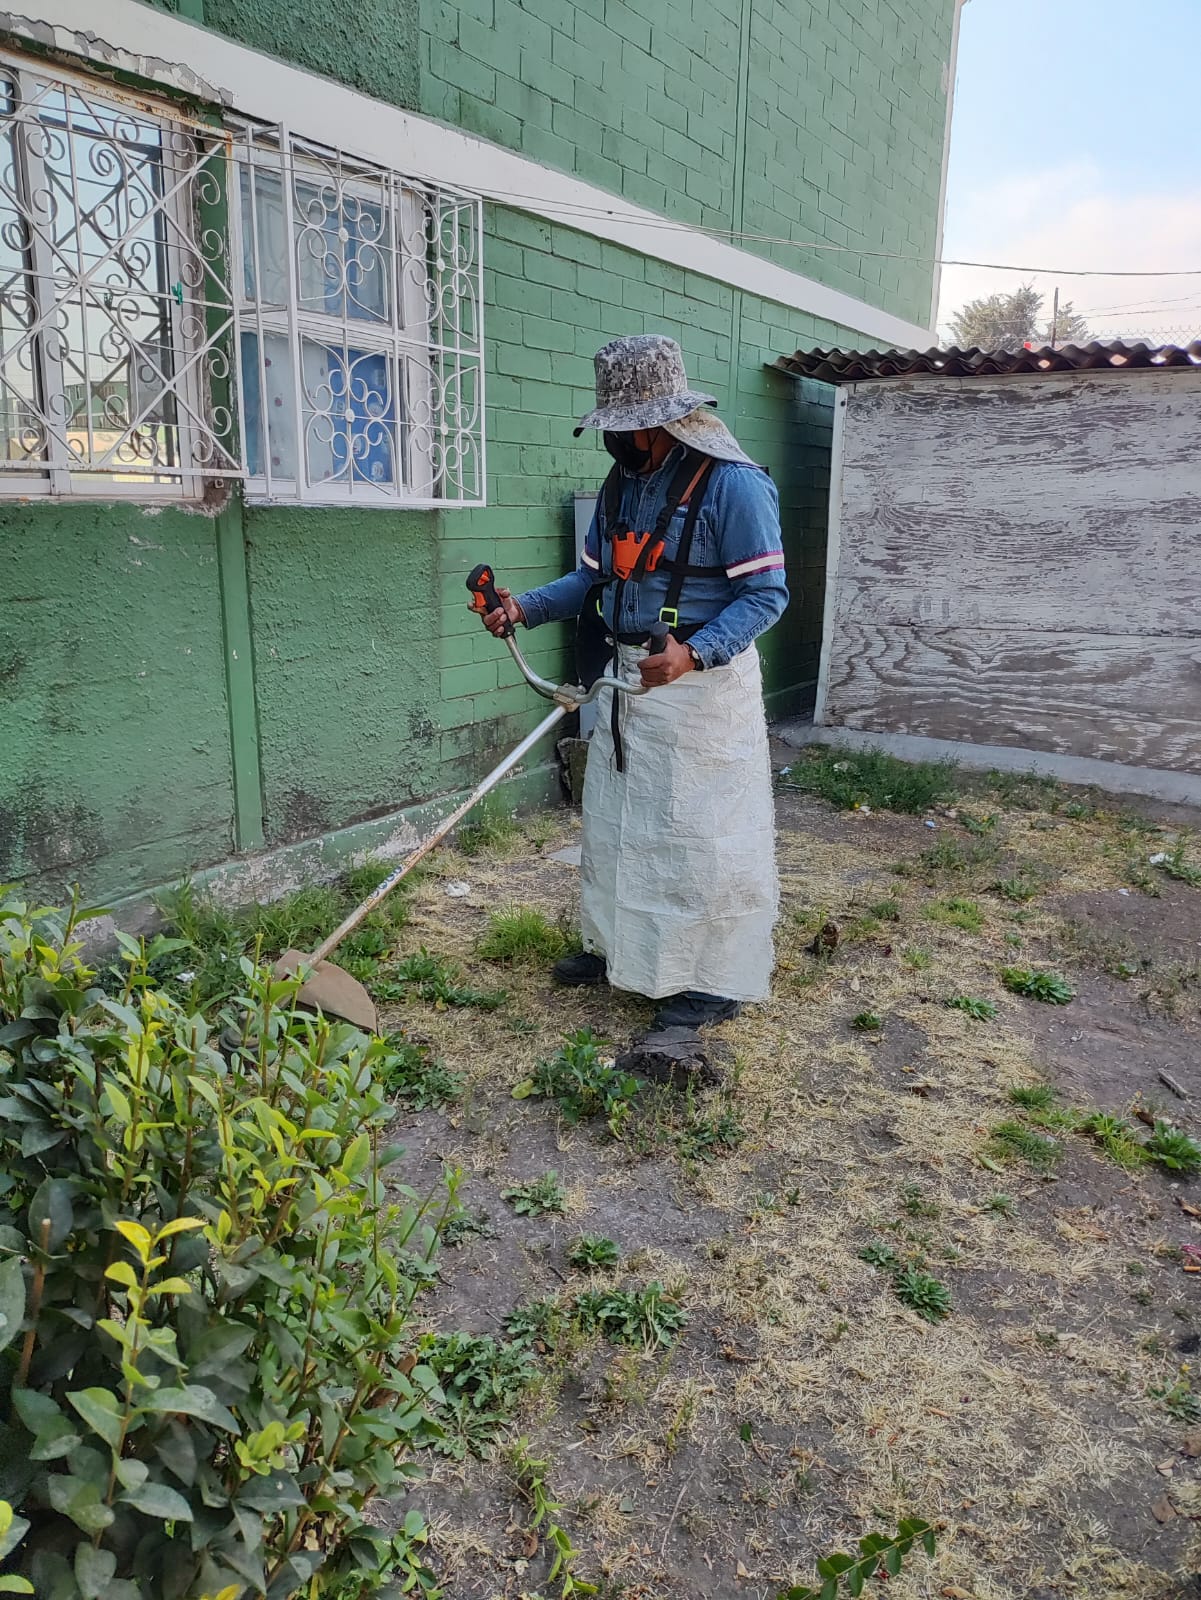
[{"left": 603, "top": 431, "right": 652, "bottom": 472}]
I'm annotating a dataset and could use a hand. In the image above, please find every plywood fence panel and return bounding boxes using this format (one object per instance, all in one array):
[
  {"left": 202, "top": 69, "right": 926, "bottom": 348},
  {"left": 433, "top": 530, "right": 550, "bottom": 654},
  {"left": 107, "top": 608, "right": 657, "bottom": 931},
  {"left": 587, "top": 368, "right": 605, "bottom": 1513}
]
[{"left": 823, "top": 367, "right": 1201, "bottom": 771}]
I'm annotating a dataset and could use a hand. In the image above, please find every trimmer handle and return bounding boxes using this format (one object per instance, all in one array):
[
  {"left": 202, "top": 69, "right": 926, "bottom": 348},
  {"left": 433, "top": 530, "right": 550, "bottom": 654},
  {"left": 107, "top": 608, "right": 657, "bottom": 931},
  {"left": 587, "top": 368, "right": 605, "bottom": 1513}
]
[
  {"left": 466, "top": 562, "right": 513, "bottom": 637},
  {"left": 647, "top": 620, "right": 671, "bottom": 656}
]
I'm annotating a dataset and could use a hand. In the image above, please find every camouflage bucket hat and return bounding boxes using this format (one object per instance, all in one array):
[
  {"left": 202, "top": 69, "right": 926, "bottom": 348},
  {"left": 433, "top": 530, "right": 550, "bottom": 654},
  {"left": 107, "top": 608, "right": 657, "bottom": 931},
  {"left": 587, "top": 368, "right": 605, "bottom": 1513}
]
[{"left": 573, "top": 334, "right": 717, "bottom": 434}]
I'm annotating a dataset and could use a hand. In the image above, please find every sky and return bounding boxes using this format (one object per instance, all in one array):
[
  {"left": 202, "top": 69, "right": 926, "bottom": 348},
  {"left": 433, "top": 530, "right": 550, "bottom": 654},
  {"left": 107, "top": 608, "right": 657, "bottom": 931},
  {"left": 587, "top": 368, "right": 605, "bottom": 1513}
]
[{"left": 936, "top": 0, "right": 1201, "bottom": 344}]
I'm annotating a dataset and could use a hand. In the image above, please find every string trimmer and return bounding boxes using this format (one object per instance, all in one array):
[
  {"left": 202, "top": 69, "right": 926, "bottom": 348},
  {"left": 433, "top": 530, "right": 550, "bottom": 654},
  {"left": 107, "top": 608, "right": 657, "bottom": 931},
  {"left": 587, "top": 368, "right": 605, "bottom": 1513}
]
[{"left": 273, "top": 563, "right": 666, "bottom": 1030}]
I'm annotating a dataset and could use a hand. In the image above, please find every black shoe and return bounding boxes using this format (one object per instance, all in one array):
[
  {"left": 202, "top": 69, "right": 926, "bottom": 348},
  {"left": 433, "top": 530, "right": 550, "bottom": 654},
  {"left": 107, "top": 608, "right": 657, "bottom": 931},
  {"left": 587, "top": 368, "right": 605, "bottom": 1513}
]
[
  {"left": 652, "top": 992, "right": 742, "bottom": 1030},
  {"left": 553, "top": 951, "right": 607, "bottom": 987}
]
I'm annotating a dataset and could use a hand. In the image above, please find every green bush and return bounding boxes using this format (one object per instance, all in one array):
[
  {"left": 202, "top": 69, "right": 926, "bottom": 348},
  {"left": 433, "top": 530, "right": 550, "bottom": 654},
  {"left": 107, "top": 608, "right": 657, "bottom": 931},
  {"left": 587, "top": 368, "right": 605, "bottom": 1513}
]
[{"left": 0, "top": 889, "right": 454, "bottom": 1599}]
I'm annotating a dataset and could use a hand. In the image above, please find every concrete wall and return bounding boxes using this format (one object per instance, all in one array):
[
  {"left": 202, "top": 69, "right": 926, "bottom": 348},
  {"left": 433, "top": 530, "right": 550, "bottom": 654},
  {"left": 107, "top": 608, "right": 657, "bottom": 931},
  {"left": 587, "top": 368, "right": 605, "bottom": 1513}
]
[
  {"left": 818, "top": 367, "right": 1201, "bottom": 775},
  {"left": 0, "top": 0, "right": 955, "bottom": 906}
]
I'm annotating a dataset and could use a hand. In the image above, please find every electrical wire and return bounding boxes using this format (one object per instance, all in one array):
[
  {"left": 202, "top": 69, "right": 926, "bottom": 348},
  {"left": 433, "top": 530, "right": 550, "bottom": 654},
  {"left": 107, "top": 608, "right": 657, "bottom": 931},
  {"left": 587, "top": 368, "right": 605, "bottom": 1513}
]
[{"left": 477, "top": 182, "right": 1201, "bottom": 279}]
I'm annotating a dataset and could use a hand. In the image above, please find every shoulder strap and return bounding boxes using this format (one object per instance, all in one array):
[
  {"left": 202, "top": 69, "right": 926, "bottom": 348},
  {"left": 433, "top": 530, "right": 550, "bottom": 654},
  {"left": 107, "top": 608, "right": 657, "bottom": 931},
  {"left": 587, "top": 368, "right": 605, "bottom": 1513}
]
[
  {"left": 599, "top": 463, "right": 623, "bottom": 537},
  {"left": 660, "top": 456, "right": 718, "bottom": 626}
]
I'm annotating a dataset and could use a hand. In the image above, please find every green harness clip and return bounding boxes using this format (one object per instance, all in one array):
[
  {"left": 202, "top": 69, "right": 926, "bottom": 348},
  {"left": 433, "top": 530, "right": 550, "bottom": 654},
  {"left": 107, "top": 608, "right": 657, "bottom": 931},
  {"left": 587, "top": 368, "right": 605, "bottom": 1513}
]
[{"left": 658, "top": 606, "right": 679, "bottom": 627}]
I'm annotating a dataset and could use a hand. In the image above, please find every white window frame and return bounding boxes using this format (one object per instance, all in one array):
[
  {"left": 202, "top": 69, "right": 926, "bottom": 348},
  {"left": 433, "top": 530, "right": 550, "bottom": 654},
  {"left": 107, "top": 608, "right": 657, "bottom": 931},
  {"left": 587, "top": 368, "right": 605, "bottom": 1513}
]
[
  {"left": 0, "top": 49, "right": 241, "bottom": 501},
  {"left": 230, "top": 119, "right": 485, "bottom": 509}
]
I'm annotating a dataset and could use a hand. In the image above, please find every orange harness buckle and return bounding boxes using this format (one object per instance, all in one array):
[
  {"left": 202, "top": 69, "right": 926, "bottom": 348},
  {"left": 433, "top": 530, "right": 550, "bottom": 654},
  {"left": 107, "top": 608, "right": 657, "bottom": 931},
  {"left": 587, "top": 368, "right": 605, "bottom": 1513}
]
[{"left": 611, "top": 530, "right": 664, "bottom": 582}]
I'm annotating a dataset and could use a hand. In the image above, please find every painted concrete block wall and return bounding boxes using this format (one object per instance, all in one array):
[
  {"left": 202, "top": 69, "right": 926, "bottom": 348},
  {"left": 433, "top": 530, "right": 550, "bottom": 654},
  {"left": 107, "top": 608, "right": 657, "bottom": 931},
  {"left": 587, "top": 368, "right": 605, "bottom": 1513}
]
[
  {"left": 419, "top": 0, "right": 955, "bottom": 328},
  {"left": 0, "top": 503, "right": 237, "bottom": 901}
]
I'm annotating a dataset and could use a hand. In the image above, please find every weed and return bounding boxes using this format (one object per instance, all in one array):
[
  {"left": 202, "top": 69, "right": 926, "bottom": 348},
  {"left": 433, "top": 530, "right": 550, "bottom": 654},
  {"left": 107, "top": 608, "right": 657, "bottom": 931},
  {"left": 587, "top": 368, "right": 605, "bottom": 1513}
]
[
  {"left": 868, "top": 897, "right": 902, "bottom": 921},
  {"left": 851, "top": 1010, "right": 883, "bottom": 1032},
  {"left": 859, "top": 1242, "right": 901, "bottom": 1272},
  {"left": 923, "top": 897, "right": 984, "bottom": 933},
  {"left": 919, "top": 837, "right": 1002, "bottom": 875},
  {"left": 894, "top": 1266, "right": 952, "bottom": 1323},
  {"left": 1156, "top": 838, "right": 1201, "bottom": 888},
  {"left": 420, "top": 1331, "right": 538, "bottom": 1458},
  {"left": 903, "top": 946, "right": 933, "bottom": 971},
  {"left": 1001, "top": 967, "right": 1075, "bottom": 1004},
  {"left": 675, "top": 1109, "right": 746, "bottom": 1163},
  {"left": 1145, "top": 1122, "right": 1201, "bottom": 1176},
  {"left": 1009, "top": 1083, "right": 1056, "bottom": 1112},
  {"left": 946, "top": 994, "right": 998, "bottom": 1021},
  {"left": 984, "top": 1193, "right": 1016, "bottom": 1218},
  {"left": 378, "top": 1035, "right": 464, "bottom": 1109},
  {"left": 517, "top": 1029, "right": 639, "bottom": 1133},
  {"left": 507, "top": 1438, "right": 596, "bottom": 1598},
  {"left": 479, "top": 905, "right": 568, "bottom": 964},
  {"left": 777, "top": 746, "right": 957, "bottom": 814},
  {"left": 456, "top": 794, "right": 519, "bottom": 857},
  {"left": 980, "top": 768, "right": 1064, "bottom": 809},
  {"left": 900, "top": 1183, "right": 940, "bottom": 1218},
  {"left": 443, "top": 1206, "right": 495, "bottom": 1247},
  {"left": 568, "top": 1235, "right": 621, "bottom": 1271},
  {"left": 342, "top": 857, "right": 393, "bottom": 901},
  {"left": 1081, "top": 1113, "right": 1151, "bottom": 1170},
  {"left": 988, "top": 1120, "right": 1062, "bottom": 1170},
  {"left": 1149, "top": 1379, "right": 1201, "bottom": 1424},
  {"left": 960, "top": 811, "right": 998, "bottom": 835},
  {"left": 377, "top": 947, "right": 505, "bottom": 1010},
  {"left": 663, "top": 1382, "right": 700, "bottom": 1455},
  {"left": 575, "top": 1283, "right": 688, "bottom": 1351},
  {"left": 993, "top": 870, "right": 1051, "bottom": 903},
  {"left": 504, "top": 1297, "right": 567, "bottom": 1352},
  {"left": 502, "top": 1172, "right": 567, "bottom": 1217}
]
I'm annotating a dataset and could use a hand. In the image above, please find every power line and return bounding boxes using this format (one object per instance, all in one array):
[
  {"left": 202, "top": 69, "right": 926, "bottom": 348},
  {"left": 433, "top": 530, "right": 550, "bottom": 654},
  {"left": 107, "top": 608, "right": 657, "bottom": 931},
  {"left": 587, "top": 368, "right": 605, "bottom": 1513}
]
[{"left": 479, "top": 183, "right": 1201, "bottom": 279}]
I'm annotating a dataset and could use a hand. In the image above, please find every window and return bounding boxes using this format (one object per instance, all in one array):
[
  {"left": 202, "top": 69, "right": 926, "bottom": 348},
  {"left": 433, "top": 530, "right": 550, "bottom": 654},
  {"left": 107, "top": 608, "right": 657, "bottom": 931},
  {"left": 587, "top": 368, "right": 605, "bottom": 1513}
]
[
  {"left": 231, "top": 122, "right": 484, "bottom": 506},
  {"left": 0, "top": 52, "right": 239, "bottom": 497}
]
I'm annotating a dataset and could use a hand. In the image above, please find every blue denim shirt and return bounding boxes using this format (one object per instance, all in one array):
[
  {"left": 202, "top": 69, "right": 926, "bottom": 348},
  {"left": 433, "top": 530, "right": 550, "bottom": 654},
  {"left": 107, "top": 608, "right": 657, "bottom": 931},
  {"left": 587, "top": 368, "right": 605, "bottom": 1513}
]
[{"left": 516, "top": 448, "right": 790, "bottom": 669}]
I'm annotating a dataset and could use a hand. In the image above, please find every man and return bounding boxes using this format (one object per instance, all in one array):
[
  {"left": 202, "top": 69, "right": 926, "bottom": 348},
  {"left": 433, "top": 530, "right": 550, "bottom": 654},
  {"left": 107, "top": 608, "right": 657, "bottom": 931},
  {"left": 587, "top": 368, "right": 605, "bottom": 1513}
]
[{"left": 477, "top": 334, "right": 787, "bottom": 1030}]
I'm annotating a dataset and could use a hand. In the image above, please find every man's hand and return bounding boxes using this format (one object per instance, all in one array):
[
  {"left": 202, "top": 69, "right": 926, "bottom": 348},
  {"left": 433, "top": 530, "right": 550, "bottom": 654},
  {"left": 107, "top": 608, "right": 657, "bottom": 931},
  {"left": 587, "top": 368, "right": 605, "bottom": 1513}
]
[
  {"left": 472, "top": 586, "right": 525, "bottom": 636},
  {"left": 638, "top": 634, "right": 696, "bottom": 687}
]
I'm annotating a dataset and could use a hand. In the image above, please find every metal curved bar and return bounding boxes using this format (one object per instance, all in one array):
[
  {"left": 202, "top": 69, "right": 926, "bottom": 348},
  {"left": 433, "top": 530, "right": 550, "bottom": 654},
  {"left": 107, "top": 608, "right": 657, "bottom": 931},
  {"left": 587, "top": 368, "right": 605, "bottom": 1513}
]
[{"left": 502, "top": 634, "right": 651, "bottom": 707}]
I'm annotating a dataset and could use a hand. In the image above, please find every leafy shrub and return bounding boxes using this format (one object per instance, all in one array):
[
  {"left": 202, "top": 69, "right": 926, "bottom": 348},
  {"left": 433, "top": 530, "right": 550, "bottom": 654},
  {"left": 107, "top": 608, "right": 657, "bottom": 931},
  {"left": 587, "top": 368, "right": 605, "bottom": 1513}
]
[
  {"left": 850, "top": 1011, "right": 883, "bottom": 1033},
  {"left": 1149, "top": 1379, "right": 1201, "bottom": 1423},
  {"left": 501, "top": 1173, "right": 567, "bottom": 1217},
  {"left": 946, "top": 995, "right": 997, "bottom": 1021},
  {"left": 0, "top": 890, "right": 453, "bottom": 1599},
  {"left": 779, "top": 1519, "right": 936, "bottom": 1600},
  {"left": 675, "top": 1110, "right": 745, "bottom": 1163},
  {"left": 477, "top": 907, "right": 567, "bottom": 965},
  {"left": 1081, "top": 1112, "right": 1151, "bottom": 1170},
  {"left": 1001, "top": 967, "right": 1075, "bottom": 1004},
  {"left": 515, "top": 1031, "right": 639, "bottom": 1133},
  {"left": 1145, "top": 1122, "right": 1201, "bottom": 1176},
  {"left": 778, "top": 748, "right": 957, "bottom": 814}
]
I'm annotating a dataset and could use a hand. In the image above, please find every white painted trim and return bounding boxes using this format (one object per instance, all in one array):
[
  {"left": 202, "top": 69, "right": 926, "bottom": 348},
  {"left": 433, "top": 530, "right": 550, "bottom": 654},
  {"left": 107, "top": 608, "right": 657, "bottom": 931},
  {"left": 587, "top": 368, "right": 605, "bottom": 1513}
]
[
  {"left": 929, "top": 0, "right": 966, "bottom": 333},
  {"left": 813, "top": 388, "right": 847, "bottom": 726},
  {"left": 10, "top": 0, "right": 935, "bottom": 348},
  {"left": 775, "top": 722, "right": 1201, "bottom": 809}
]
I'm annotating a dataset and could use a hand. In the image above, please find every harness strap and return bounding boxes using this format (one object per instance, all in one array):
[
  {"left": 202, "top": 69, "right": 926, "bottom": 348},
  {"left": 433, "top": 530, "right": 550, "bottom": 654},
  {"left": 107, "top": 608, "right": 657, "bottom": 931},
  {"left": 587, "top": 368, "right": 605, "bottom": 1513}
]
[{"left": 659, "top": 456, "right": 717, "bottom": 627}]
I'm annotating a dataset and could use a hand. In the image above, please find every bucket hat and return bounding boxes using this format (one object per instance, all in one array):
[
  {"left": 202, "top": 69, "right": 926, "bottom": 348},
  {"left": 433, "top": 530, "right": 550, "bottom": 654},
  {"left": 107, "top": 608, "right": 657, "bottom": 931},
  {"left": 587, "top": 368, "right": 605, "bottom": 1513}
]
[{"left": 574, "top": 334, "right": 758, "bottom": 464}]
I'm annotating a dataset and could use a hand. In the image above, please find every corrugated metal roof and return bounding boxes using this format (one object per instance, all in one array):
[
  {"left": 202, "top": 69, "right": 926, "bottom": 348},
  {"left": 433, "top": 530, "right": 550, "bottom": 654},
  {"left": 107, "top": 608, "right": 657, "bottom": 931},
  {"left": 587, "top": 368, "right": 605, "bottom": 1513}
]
[{"left": 775, "top": 340, "right": 1201, "bottom": 384}]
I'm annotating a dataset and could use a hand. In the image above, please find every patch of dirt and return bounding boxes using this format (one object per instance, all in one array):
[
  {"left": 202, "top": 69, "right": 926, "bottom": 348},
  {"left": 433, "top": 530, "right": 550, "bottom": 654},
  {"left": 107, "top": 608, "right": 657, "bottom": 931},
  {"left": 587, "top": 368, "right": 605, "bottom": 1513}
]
[{"left": 370, "top": 784, "right": 1201, "bottom": 1600}]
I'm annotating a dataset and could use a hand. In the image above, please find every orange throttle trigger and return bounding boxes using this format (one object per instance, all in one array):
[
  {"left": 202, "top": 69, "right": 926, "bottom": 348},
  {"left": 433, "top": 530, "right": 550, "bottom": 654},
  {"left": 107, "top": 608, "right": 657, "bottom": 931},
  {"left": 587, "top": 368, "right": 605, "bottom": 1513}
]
[
  {"left": 611, "top": 531, "right": 664, "bottom": 583},
  {"left": 466, "top": 563, "right": 513, "bottom": 637}
]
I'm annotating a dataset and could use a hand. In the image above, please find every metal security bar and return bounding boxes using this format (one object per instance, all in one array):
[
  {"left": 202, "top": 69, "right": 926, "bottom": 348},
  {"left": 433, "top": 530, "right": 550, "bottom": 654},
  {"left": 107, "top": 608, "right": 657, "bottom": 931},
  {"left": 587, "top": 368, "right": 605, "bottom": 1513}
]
[
  {"left": 230, "top": 119, "right": 485, "bottom": 507},
  {"left": 0, "top": 51, "right": 240, "bottom": 496}
]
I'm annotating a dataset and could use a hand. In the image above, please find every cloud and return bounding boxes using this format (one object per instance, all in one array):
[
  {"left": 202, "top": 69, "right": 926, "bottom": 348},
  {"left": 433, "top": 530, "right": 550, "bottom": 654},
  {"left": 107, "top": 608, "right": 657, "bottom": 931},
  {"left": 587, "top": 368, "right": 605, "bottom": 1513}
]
[{"left": 936, "top": 165, "right": 1201, "bottom": 343}]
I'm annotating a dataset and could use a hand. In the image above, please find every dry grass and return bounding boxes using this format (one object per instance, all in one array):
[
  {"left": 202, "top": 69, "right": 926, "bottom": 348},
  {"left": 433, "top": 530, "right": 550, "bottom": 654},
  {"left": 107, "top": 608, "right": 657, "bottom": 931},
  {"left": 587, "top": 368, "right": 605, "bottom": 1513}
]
[{"left": 376, "top": 787, "right": 1201, "bottom": 1599}]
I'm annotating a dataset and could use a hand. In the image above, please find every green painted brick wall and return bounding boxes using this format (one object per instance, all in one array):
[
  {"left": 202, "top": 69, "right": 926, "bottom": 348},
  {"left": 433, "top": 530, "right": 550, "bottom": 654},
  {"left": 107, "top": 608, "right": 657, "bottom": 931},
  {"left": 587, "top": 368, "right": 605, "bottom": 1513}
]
[{"left": 420, "top": 0, "right": 954, "bottom": 328}]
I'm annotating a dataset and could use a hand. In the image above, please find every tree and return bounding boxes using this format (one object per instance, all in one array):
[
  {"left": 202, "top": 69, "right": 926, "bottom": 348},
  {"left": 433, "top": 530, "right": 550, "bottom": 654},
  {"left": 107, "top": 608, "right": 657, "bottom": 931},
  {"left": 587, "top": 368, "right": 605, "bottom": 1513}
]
[
  {"left": 947, "top": 284, "right": 1091, "bottom": 351},
  {"left": 1041, "top": 298, "right": 1091, "bottom": 347},
  {"left": 948, "top": 284, "right": 1043, "bottom": 351}
]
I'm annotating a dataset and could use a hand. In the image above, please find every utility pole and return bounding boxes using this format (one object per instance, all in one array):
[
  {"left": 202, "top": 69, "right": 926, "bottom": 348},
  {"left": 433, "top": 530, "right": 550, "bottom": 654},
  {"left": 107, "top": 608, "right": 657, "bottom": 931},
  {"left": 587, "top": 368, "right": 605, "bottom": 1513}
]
[{"left": 1049, "top": 286, "right": 1060, "bottom": 349}]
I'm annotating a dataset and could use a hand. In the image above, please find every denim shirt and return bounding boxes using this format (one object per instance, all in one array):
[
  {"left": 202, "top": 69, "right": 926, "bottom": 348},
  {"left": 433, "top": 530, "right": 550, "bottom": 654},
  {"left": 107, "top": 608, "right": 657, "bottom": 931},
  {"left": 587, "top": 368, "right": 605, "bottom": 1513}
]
[{"left": 516, "top": 447, "right": 790, "bottom": 669}]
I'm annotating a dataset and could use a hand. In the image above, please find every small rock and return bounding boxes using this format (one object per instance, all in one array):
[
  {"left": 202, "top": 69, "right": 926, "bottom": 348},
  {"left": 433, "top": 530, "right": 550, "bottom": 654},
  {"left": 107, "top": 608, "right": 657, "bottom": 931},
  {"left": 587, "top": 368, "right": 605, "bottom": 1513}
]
[
  {"left": 445, "top": 881, "right": 471, "bottom": 897},
  {"left": 1151, "top": 1495, "right": 1177, "bottom": 1524},
  {"left": 547, "top": 844, "right": 583, "bottom": 867}
]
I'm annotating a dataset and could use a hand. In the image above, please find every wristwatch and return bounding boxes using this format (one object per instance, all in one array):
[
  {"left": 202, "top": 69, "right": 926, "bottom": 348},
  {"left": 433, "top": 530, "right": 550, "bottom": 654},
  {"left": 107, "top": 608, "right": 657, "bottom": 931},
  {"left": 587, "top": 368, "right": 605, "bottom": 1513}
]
[{"left": 685, "top": 644, "right": 704, "bottom": 672}]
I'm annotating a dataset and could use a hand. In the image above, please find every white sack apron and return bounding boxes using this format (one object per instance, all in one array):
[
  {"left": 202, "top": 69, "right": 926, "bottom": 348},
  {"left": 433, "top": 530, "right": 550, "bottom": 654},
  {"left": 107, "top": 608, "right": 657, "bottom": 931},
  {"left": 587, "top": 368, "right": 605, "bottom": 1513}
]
[{"left": 579, "top": 643, "right": 778, "bottom": 1002}]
